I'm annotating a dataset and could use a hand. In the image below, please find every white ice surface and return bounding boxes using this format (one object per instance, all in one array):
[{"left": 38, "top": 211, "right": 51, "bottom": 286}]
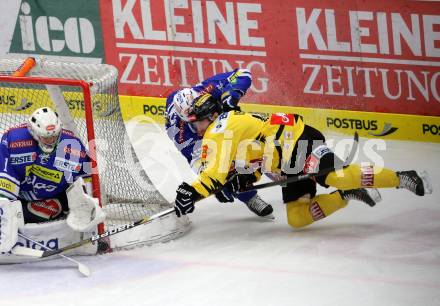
[{"left": 1, "top": 121, "right": 440, "bottom": 306}]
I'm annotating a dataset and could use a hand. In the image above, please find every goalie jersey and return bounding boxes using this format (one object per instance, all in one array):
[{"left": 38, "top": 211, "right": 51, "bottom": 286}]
[
  {"left": 191, "top": 111, "right": 305, "bottom": 197},
  {"left": 165, "top": 69, "right": 252, "bottom": 166},
  {"left": 0, "top": 124, "right": 91, "bottom": 201}
]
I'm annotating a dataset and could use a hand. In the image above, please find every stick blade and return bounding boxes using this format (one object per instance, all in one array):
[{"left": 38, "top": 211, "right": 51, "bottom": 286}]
[
  {"left": 78, "top": 263, "right": 91, "bottom": 277},
  {"left": 11, "top": 246, "right": 44, "bottom": 257}
]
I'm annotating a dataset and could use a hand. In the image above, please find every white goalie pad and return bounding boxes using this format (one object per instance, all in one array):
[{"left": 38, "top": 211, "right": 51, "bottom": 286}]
[
  {"left": 0, "top": 218, "right": 98, "bottom": 264},
  {"left": 66, "top": 177, "right": 106, "bottom": 232},
  {"left": 0, "top": 199, "right": 24, "bottom": 253}
]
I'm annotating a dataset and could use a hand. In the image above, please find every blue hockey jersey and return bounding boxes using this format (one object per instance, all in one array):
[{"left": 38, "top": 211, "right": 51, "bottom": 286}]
[
  {"left": 165, "top": 69, "right": 252, "bottom": 165},
  {"left": 0, "top": 124, "right": 91, "bottom": 201}
]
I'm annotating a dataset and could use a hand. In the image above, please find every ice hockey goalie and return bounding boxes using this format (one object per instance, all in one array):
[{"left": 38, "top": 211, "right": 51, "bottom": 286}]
[{"left": 0, "top": 107, "right": 105, "bottom": 255}]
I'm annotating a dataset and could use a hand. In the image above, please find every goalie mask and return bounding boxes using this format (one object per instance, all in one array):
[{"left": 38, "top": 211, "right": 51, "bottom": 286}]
[
  {"left": 28, "top": 107, "right": 62, "bottom": 153},
  {"left": 172, "top": 88, "right": 200, "bottom": 122}
]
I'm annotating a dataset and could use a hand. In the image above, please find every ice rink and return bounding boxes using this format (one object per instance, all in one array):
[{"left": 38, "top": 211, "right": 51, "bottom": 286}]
[{"left": 1, "top": 121, "right": 440, "bottom": 306}]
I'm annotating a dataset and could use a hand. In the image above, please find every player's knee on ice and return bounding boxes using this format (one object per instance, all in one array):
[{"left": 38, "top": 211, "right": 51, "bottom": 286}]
[{"left": 285, "top": 192, "right": 348, "bottom": 229}]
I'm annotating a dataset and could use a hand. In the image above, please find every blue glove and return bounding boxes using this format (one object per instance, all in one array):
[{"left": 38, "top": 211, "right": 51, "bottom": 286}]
[
  {"left": 174, "top": 182, "right": 200, "bottom": 217},
  {"left": 221, "top": 90, "right": 242, "bottom": 112}
]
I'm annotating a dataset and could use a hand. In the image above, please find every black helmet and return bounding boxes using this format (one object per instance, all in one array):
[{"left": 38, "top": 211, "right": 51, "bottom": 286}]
[{"left": 188, "top": 93, "right": 222, "bottom": 122}]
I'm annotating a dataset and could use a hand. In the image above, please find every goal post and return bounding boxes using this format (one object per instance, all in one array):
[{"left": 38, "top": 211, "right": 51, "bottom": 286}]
[{"left": 0, "top": 57, "right": 190, "bottom": 253}]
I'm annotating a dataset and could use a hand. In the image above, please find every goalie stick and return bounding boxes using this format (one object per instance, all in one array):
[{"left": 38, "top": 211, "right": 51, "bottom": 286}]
[
  {"left": 38, "top": 208, "right": 176, "bottom": 258},
  {"left": 37, "top": 133, "right": 358, "bottom": 259},
  {"left": 18, "top": 233, "right": 91, "bottom": 277},
  {"left": 11, "top": 246, "right": 44, "bottom": 257}
]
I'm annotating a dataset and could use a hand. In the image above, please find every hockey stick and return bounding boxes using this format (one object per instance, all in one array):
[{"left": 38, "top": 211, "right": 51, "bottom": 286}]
[
  {"left": 39, "top": 133, "right": 358, "bottom": 259},
  {"left": 11, "top": 246, "right": 44, "bottom": 257},
  {"left": 241, "top": 132, "right": 359, "bottom": 192},
  {"left": 18, "top": 233, "right": 91, "bottom": 277},
  {"left": 39, "top": 207, "right": 176, "bottom": 259}
]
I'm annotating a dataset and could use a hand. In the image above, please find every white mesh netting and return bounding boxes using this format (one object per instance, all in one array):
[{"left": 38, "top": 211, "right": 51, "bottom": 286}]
[{"left": 0, "top": 58, "right": 189, "bottom": 250}]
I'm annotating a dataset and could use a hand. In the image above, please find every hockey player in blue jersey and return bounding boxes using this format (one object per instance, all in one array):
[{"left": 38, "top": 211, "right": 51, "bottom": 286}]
[
  {"left": 165, "top": 68, "right": 273, "bottom": 218},
  {"left": 0, "top": 107, "right": 105, "bottom": 253}
]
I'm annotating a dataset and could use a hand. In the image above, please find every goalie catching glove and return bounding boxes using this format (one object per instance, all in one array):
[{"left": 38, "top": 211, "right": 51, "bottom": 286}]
[
  {"left": 174, "top": 182, "right": 202, "bottom": 217},
  {"left": 0, "top": 199, "right": 24, "bottom": 253},
  {"left": 66, "top": 177, "right": 106, "bottom": 232}
]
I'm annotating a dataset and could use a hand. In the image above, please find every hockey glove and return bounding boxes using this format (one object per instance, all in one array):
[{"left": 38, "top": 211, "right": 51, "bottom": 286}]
[
  {"left": 221, "top": 90, "right": 241, "bottom": 112},
  {"left": 66, "top": 177, "right": 106, "bottom": 232},
  {"left": 224, "top": 173, "right": 258, "bottom": 193},
  {"left": 215, "top": 188, "right": 235, "bottom": 203},
  {"left": 174, "top": 182, "right": 201, "bottom": 217}
]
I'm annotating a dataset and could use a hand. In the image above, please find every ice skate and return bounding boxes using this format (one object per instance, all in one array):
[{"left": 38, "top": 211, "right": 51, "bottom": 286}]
[
  {"left": 339, "top": 188, "right": 382, "bottom": 207},
  {"left": 397, "top": 170, "right": 433, "bottom": 196},
  {"left": 245, "top": 195, "right": 274, "bottom": 219}
]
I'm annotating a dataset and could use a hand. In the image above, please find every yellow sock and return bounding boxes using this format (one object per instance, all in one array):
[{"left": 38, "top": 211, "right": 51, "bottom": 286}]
[
  {"left": 325, "top": 164, "right": 400, "bottom": 190},
  {"left": 286, "top": 192, "right": 348, "bottom": 228}
]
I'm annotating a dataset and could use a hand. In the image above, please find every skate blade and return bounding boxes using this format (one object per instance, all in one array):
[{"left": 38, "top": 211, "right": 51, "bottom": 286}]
[
  {"left": 418, "top": 171, "right": 433, "bottom": 195},
  {"left": 260, "top": 213, "right": 275, "bottom": 221},
  {"left": 367, "top": 188, "right": 382, "bottom": 206}
]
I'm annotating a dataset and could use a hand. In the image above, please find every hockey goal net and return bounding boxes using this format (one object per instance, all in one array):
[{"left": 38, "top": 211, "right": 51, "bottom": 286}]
[{"left": 0, "top": 57, "right": 189, "bottom": 251}]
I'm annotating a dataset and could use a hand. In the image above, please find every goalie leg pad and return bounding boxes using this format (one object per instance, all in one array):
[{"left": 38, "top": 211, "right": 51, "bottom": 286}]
[
  {"left": 15, "top": 219, "right": 97, "bottom": 256},
  {"left": 0, "top": 199, "right": 24, "bottom": 253},
  {"left": 66, "top": 177, "right": 106, "bottom": 232}
]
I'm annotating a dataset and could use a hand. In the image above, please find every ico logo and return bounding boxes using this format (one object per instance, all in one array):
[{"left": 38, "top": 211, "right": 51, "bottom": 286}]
[
  {"left": 422, "top": 124, "right": 440, "bottom": 136},
  {"left": 17, "top": 2, "right": 96, "bottom": 54},
  {"left": 14, "top": 237, "right": 59, "bottom": 251}
]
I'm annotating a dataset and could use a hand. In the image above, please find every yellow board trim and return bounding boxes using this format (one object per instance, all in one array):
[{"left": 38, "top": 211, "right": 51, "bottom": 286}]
[{"left": 119, "top": 95, "right": 440, "bottom": 143}]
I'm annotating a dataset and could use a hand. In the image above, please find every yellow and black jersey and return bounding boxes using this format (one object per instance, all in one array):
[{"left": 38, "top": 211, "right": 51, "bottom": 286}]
[{"left": 192, "top": 111, "right": 305, "bottom": 197}]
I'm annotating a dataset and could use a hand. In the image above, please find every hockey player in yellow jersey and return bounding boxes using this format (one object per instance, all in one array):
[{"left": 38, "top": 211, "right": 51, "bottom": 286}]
[{"left": 172, "top": 94, "right": 433, "bottom": 228}]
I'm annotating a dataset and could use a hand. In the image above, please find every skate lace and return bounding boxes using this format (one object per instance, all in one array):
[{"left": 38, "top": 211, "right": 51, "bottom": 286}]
[
  {"left": 399, "top": 175, "right": 417, "bottom": 192},
  {"left": 343, "top": 191, "right": 362, "bottom": 202},
  {"left": 248, "top": 197, "right": 267, "bottom": 213}
]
